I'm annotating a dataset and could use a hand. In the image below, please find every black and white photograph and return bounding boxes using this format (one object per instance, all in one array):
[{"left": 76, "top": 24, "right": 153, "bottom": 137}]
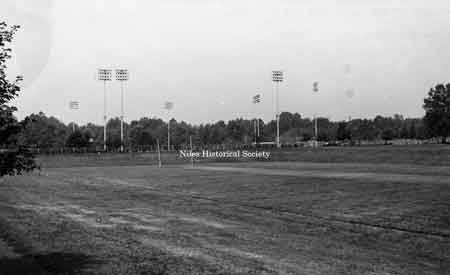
[{"left": 0, "top": 1, "right": 449, "bottom": 274}]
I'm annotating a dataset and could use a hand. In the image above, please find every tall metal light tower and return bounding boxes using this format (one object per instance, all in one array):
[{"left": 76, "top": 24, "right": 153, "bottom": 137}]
[
  {"left": 116, "top": 69, "right": 129, "bottom": 152},
  {"left": 98, "top": 69, "right": 112, "bottom": 151},
  {"left": 164, "top": 101, "right": 174, "bottom": 151},
  {"left": 252, "top": 94, "right": 261, "bottom": 145},
  {"left": 69, "top": 101, "right": 79, "bottom": 133},
  {"left": 272, "top": 70, "right": 283, "bottom": 148},
  {"left": 313, "top": 81, "right": 319, "bottom": 147}
]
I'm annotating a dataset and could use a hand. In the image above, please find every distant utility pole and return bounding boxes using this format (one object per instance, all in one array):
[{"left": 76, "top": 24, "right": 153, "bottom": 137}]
[
  {"left": 69, "top": 101, "right": 79, "bottom": 133},
  {"left": 252, "top": 94, "right": 261, "bottom": 145},
  {"left": 116, "top": 69, "right": 129, "bottom": 153},
  {"left": 98, "top": 69, "right": 112, "bottom": 151},
  {"left": 164, "top": 101, "right": 174, "bottom": 151},
  {"left": 272, "top": 70, "right": 283, "bottom": 148},
  {"left": 313, "top": 81, "right": 319, "bottom": 147}
]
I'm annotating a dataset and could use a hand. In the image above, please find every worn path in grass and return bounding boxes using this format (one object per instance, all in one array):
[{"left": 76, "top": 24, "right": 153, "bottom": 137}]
[{"left": 0, "top": 161, "right": 449, "bottom": 274}]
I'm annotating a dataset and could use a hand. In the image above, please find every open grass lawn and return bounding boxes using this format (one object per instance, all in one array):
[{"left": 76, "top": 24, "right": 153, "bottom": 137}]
[{"left": 0, "top": 146, "right": 449, "bottom": 274}]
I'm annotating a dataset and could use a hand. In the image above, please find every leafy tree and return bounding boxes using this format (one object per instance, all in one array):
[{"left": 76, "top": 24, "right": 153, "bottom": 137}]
[
  {"left": 19, "top": 112, "right": 68, "bottom": 148},
  {"left": 348, "top": 119, "right": 375, "bottom": 145},
  {"left": 381, "top": 129, "right": 394, "bottom": 145},
  {"left": 208, "top": 120, "right": 226, "bottom": 144},
  {"left": 400, "top": 124, "right": 409, "bottom": 139},
  {"left": 66, "top": 130, "right": 91, "bottom": 148},
  {"left": 280, "top": 128, "right": 302, "bottom": 144},
  {"left": 0, "top": 22, "right": 37, "bottom": 176},
  {"left": 279, "top": 112, "right": 303, "bottom": 134},
  {"left": 81, "top": 123, "right": 102, "bottom": 146},
  {"left": 130, "top": 125, "right": 153, "bottom": 147},
  {"left": 316, "top": 117, "right": 335, "bottom": 141},
  {"left": 301, "top": 132, "right": 313, "bottom": 141},
  {"left": 169, "top": 119, "right": 192, "bottom": 147},
  {"left": 226, "top": 118, "right": 251, "bottom": 144},
  {"left": 336, "top": 121, "right": 351, "bottom": 141},
  {"left": 423, "top": 84, "right": 450, "bottom": 143},
  {"left": 408, "top": 121, "right": 416, "bottom": 139},
  {"left": 415, "top": 122, "right": 428, "bottom": 140},
  {"left": 106, "top": 118, "right": 122, "bottom": 149},
  {"left": 262, "top": 120, "right": 276, "bottom": 142},
  {"left": 129, "top": 117, "right": 165, "bottom": 148}
]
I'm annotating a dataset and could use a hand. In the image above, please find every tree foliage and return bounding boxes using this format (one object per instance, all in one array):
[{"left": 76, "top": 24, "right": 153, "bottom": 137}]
[
  {"left": 423, "top": 84, "right": 450, "bottom": 143},
  {"left": 66, "top": 129, "right": 91, "bottom": 148},
  {"left": 0, "top": 22, "right": 37, "bottom": 176},
  {"left": 14, "top": 110, "right": 428, "bottom": 151},
  {"left": 381, "top": 128, "right": 394, "bottom": 144},
  {"left": 19, "top": 112, "right": 68, "bottom": 148},
  {"left": 336, "top": 122, "right": 351, "bottom": 141}
]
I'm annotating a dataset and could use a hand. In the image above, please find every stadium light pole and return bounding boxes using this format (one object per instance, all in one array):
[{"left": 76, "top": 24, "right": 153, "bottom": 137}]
[
  {"left": 157, "top": 139, "right": 162, "bottom": 168},
  {"left": 252, "top": 94, "right": 261, "bottom": 145},
  {"left": 98, "top": 69, "right": 112, "bottom": 151},
  {"left": 164, "top": 101, "right": 174, "bottom": 151},
  {"left": 272, "top": 71, "right": 283, "bottom": 148},
  {"left": 69, "top": 101, "right": 79, "bottom": 133},
  {"left": 116, "top": 69, "right": 129, "bottom": 153},
  {"left": 190, "top": 135, "right": 194, "bottom": 167},
  {"left": 313, "top": 81, "right": 319, "bottom": 147}
]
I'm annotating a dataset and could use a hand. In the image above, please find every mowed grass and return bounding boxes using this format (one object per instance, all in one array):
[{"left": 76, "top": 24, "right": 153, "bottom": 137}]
[
  {"left": 0, "top": 146, "right": 449, "bottom": 274},
  {"left": 36, "top": 144, "right": 450, "bottom": 168}
]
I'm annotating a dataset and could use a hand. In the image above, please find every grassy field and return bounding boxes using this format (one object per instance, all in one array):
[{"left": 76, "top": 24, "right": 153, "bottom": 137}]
[
  {"left": 36, "top": 144, "right": 450, "bottom": 168},
  {"left": 0, "top": 146, "right": 449, "bottom": 274}
]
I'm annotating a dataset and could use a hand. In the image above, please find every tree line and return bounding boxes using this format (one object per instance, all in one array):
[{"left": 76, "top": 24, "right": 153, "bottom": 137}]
[{"left": 15, "top": 111, "right": 432, "bottom": 152}]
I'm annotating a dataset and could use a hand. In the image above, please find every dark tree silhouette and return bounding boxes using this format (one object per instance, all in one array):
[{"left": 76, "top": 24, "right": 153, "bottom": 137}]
[
  {"left": 409, "top": 122, "right": 416, "bottom": 139},
  {"left": 66, "top": 130, "right": 91, "bottom": 148},
  {"left": 336, "top": 121, "right": 351, "bottom": 141},
  {"left": 19, "top": 112, "right": 68, "bottom": 148},
  {"left": 423, "top": 84, "right": 450, "bottom": 143},
  {"left": 0, "top": 22, "right": 37, "bottom": 176},
  {"left": 381, "top": 129, "right": 394, "bottom": 145}
]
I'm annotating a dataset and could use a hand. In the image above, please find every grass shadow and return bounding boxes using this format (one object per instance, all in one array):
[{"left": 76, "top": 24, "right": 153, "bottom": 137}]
[{"left": 0, "top": 252, "right": 99, "bottom": 275}]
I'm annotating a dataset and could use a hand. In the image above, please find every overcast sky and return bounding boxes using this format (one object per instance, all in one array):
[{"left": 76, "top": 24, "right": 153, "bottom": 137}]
[{"left": 3, "top": 0, "right": 450, "bottom": 125}]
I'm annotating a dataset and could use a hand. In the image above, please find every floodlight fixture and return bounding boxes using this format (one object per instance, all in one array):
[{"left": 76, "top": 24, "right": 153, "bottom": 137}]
[
  {"left": 69, "top": 101, "right": 79, "bottom": 110},
  {"left": 313, "top": 81, "right": 319, "bottom": 93},
  {"left": 164, "top": 101, "right": 174, "bottom": 110},
  {"left": 98, "top": 69, "right": 112, "bottom": 81},
  {"left": 272, "top": 70, "right": 284, "bottom": 82},
  {"left": 253, "top": 94, "right": 261, "bottom": 104},
  {"left": 115, "top": 69, "right": 129, "bottom": 81}
]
